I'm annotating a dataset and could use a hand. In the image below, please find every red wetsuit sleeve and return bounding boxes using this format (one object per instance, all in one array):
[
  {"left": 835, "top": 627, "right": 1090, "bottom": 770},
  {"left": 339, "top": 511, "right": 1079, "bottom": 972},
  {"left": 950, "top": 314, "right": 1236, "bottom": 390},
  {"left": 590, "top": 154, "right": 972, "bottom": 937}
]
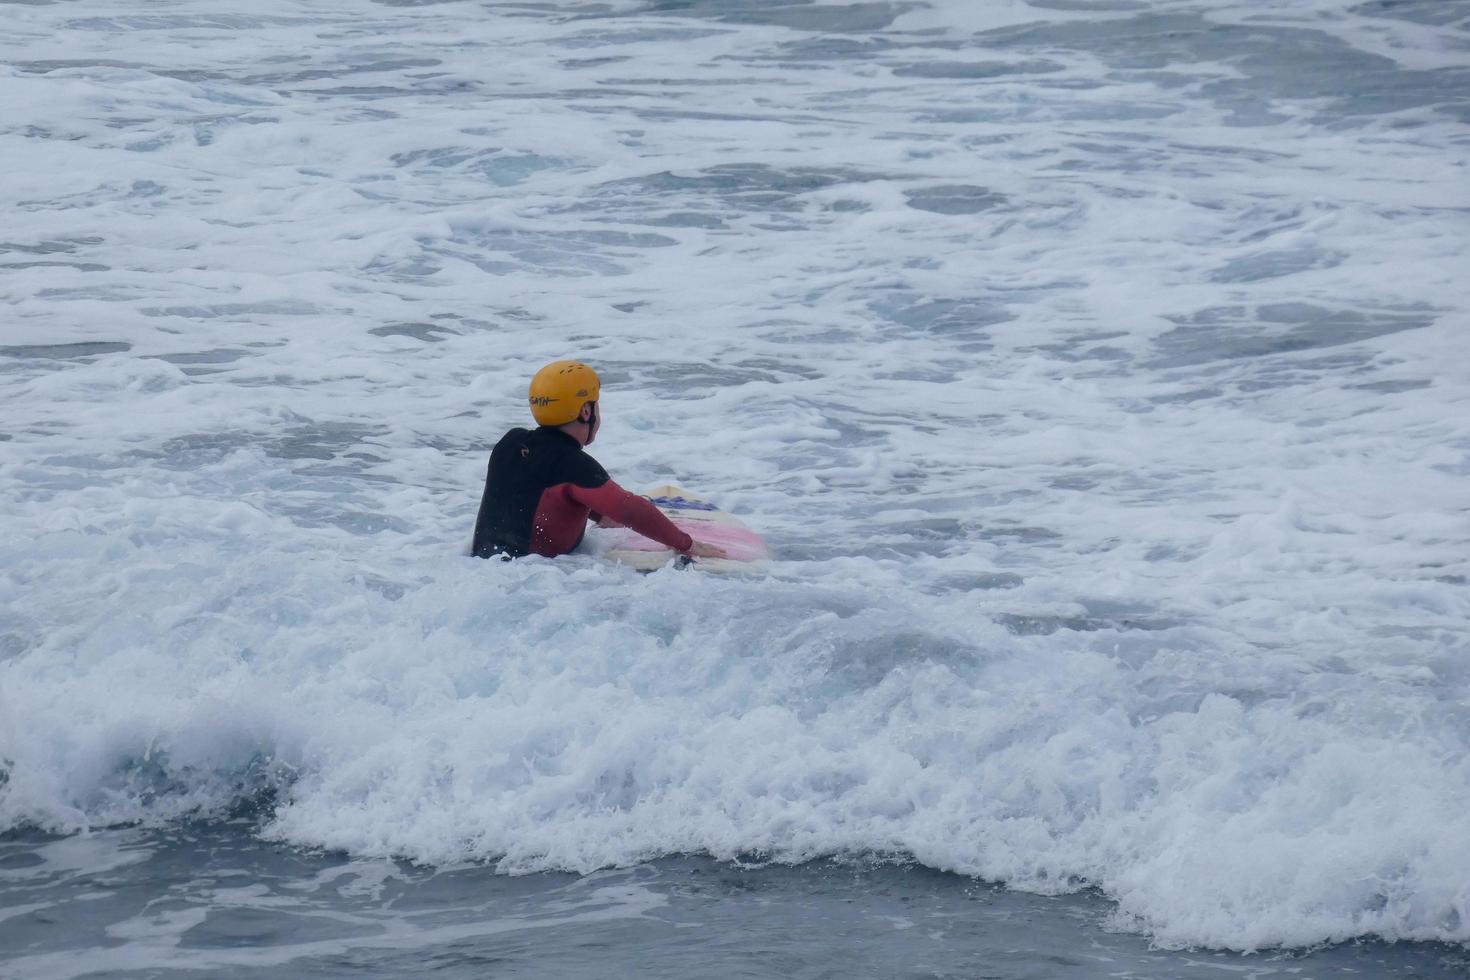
[{"left": 568, "top": 480, "right": 694, "bottom": 552}]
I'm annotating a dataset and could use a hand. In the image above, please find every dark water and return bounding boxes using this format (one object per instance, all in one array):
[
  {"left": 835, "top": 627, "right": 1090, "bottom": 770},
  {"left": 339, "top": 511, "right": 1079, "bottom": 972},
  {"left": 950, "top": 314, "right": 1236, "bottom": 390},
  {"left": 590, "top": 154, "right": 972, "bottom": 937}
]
[{"left": 3, "top": 823, "right": 1467, "bottom": 979}]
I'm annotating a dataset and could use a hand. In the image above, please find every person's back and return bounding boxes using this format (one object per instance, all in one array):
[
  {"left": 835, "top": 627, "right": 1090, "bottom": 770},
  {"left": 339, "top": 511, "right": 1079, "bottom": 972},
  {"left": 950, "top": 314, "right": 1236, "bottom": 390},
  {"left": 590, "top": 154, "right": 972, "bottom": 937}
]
[
  {"left": 470, "top": 360, "right": 724, "bottom": 561},
  {"left": 471, "top": 424, "right": 609, "bottom": 558}
]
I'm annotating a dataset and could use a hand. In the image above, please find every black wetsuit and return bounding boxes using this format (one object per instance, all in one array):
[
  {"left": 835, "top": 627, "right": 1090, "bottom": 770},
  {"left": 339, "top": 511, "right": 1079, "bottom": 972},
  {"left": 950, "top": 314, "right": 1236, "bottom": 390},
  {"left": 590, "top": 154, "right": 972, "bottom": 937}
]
[{"left": 471, "top": 426, "right": 692, "bottom": 559}]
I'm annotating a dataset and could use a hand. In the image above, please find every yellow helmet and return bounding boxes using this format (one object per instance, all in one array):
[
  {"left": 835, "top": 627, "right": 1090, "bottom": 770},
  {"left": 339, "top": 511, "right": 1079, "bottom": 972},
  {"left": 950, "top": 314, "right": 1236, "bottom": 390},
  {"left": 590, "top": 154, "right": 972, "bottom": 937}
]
[{"left": 528, "top": 360, "right": 600, "bottom": 426}]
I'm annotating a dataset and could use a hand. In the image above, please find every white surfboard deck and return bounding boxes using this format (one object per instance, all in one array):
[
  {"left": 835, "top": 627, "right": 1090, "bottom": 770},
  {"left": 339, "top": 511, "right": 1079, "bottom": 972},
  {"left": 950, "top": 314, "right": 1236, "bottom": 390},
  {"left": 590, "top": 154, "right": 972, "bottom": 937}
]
[{"left": 601, "top": 485, "right": 769, "bottom": 573}]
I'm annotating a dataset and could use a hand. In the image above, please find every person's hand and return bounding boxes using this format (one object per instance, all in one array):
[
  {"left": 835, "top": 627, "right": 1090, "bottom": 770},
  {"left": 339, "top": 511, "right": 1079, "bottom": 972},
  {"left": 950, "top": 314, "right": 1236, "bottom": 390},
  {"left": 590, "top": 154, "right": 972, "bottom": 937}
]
[{"left": 683, "top": 539, "right": 729, "bottom": 560}]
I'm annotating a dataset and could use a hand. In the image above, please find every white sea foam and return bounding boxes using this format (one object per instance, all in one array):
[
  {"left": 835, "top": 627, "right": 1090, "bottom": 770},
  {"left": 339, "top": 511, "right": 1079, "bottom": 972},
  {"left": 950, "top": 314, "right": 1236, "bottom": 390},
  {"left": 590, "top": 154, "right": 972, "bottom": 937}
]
[{"left": 2, "top": 0, "right": 1468, "bottom": 954}]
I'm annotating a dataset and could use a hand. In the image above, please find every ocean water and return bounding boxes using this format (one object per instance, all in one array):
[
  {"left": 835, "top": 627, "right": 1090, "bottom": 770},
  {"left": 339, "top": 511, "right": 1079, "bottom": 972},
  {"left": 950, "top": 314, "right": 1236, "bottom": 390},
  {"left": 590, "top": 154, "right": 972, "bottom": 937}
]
[{"left": 2, "top": 0, "right": 1468, "bottom": 976}]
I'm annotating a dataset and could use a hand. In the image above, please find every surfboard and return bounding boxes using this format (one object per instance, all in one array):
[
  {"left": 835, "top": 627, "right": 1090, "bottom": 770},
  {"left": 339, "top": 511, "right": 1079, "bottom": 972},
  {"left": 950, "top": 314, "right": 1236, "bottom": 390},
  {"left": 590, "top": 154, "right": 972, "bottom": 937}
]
[{"left": 600, "top": 484, "right": 769, "bottom": 573}]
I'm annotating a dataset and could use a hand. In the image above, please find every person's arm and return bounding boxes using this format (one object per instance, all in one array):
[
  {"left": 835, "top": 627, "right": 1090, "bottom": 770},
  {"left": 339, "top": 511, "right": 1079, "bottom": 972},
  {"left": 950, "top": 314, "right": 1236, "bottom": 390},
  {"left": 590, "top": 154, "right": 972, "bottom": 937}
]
[{"left": 568, "top": 480, "right": 693, "bottom": 552}]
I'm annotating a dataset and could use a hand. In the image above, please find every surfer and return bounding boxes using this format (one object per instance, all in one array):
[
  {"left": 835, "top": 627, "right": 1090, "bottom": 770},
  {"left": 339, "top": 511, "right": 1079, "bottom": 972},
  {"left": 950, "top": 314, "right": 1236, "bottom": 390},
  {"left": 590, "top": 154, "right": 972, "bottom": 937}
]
[{"left": 471, "top": 360, "right": 728, "bottom": 561}]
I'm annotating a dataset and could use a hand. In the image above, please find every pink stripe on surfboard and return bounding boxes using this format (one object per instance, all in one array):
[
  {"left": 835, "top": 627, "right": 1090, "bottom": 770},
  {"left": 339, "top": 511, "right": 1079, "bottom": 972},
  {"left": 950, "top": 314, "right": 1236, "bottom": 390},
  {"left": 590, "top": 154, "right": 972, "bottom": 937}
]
[{"left": 605, "top": 520, "right": 768, "bottom": 560}]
